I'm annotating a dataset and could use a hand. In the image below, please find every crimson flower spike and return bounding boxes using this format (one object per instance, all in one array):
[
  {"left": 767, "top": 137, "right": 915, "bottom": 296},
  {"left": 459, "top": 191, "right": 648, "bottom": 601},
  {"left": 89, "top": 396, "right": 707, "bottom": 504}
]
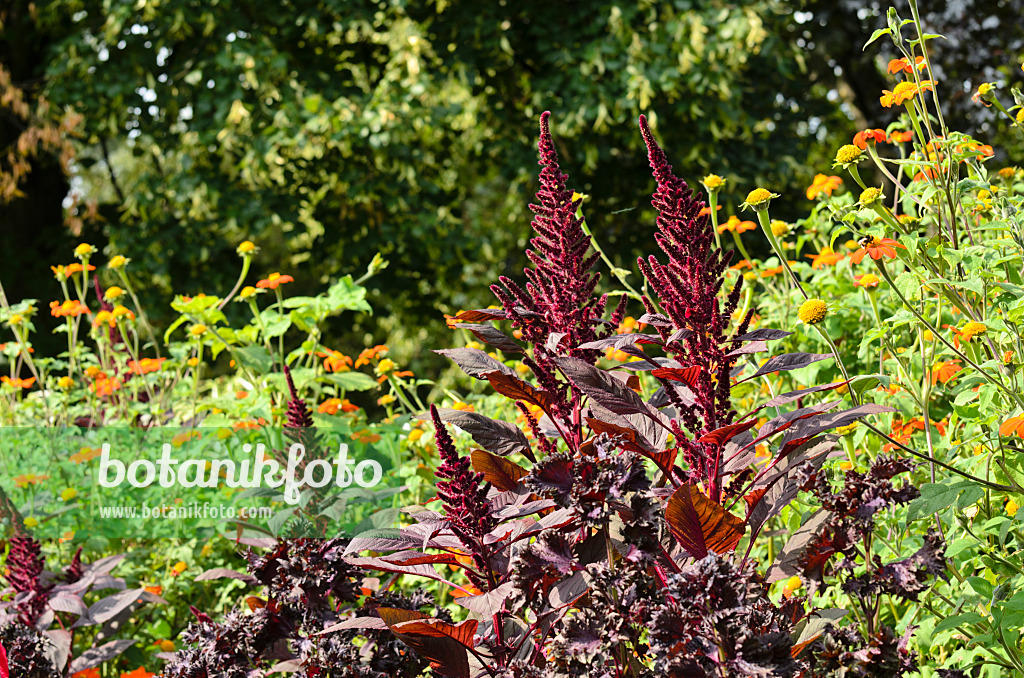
[{"left": 635, "top": 115, "right": 752, "bottom": 495}]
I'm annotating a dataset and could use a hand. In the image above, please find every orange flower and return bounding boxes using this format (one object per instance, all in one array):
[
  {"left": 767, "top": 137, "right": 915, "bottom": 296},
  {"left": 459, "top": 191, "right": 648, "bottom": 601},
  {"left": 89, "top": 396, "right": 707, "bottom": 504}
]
[
  {"left": 452, "top": 401, "right": 475, "bottom": 413},
  {"left": 888, "top": 130, "right": 913, "bottom": 143},
  {"left": 806, "top": 174, "right": 843, "bottom": 200},
  {"left": 73, "top": 669, "right": 101, "bottom": 678},
  {"left": 849, "top": 237, "right": 905, "bottom": 264},
  {"left": 70, "top": 447, "right": 103, "bottom": 464},
  {"left": 761, "top": 261, "right": 796, "bottom": 278},
  {"left": 729, "top": 260, "right": 753, "bottom": 271},
  {"left": 913, "top": 166, "right": 940, "bottom": 182},
  {"left": 256, "top": 272, "right": 294, "bottom": 290},
  {"left": 317, "top": 349, "right": 353, "bottom": 372},
  {"left": 90, "top": 375, "right": 122, "bottom": 397},
  {"left": 14, "top": 473, "right": 49, "bottom": 488},
  {"left": 127, "top": 357, "right": 167, "bottom": 375},
  {"left": 354, "top": 344, "right": 388, "bottom": 368},
  {"left": 233, "top": 418, "right": 268, "bottom": 430},
  {"left": 887, "top": 56, "right": 926, "bottom": 74},
  {"left": 852, "top": 129, "right": 887, "bottom": 150},
  {"left": 880, "top": 80, "right": 935, "bottom": 108},
  {"left": 235, "top": 390, "right": 249, "bottom": 399},
  {"left": 806, "top": 247, "right": 844, "bottom": 269},
  {"left": 144, "top": 585, "right": 163, "bottom": 596},
  {"left": 930, "top": 359, "right": 961, "bottom": 385},
  {"left": 956, "top": 140, "right": 994, "bottom": 157},
  {"left": 999, "top": 415, "right": 1024, "bottom": 438},
  {"left": 61, "top": 263, "right": 96, "bottom": 276},
  {"left": 318, "top": 398, "right": 358, "bottom": 414},
  {"left": 698, "top": 205, "right": 722, "bottom": 217},
  {"left": 1, "top": 375, "right": 36, "bottom": 389},
  {"left": 120, "top": 667, "right": 156, "bottom": 678},
  {"left": 50, "top": 299, "right": 89, "bottom": 318},
  {"left": 717, "top": 215, "right": 757, "bottom": 235}
]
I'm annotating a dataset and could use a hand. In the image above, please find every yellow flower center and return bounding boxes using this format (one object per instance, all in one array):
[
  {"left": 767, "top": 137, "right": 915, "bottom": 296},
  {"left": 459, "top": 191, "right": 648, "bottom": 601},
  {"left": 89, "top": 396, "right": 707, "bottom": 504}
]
[
  {"left": 798, "top": 299, "right": 829, "bottom": 325},
  {"left": 834, "top": 144, "right": 863, "bottom": 165},
  {"left": 858, "top": 273, "right": 880, "bottom": 287},
  {"left": 239, "top": 285, "right": 258, "bottom": 299},
  {"left": 237, "top": 240, "right": 257, "bottom": 255},
  {"left": 702, "top": 174, "right": 725, "bottom": 190},
  {"left": 770, "top": 220, "right": 789, "bottom": 237},
  {"left": 745, "top": 187, "right": 774, "bottom": 207},
  {"left": 108, "top": 255, "right": 128, "bottom": 269},
  {"left": 961, "top": 321, "right": 986, "bottom": 341},
  {"left": 104, "top": 286, "right": 125, "bottom": 300},
  {"left": 190, "top": 324, "right": 208, "bottom": 337},
  {"left": 74, "top": 243, "right": 95, "bottom": 258}
]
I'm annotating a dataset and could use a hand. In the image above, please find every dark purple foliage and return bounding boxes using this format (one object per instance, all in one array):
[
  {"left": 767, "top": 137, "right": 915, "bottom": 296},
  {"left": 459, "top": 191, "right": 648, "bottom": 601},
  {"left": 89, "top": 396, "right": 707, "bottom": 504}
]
[{"left": 5, "top": 536, "right": 51, "bottom": 627}]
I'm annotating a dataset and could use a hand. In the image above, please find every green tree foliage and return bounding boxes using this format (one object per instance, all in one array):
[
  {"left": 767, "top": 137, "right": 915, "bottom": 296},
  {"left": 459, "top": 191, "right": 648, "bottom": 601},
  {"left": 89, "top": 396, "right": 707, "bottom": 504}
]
[{"left": 5, "top": 0, "right": 865, "bottom": 369}]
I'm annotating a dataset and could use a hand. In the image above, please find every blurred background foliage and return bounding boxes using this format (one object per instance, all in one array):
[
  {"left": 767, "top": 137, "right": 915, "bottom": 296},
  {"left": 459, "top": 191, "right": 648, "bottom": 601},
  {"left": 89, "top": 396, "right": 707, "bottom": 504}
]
[{"left": 2, "top": 0, "right": 1022, "bottom": 381}]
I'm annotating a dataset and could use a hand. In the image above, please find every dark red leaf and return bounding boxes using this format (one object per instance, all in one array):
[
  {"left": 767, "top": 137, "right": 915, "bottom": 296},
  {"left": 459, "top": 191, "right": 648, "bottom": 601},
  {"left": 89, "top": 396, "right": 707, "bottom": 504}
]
[
  {"left": 453, "top": 323, "right": 522, "bottom": 354},
  {"left": 434, "top": 348, "right": 516, "bottom": 379},
  {"left": 379, "top": 608, "right": 477, "bottom": 678},
  {"left": 470, "top": 449, "right": 529, "bottom": 492},
  {"left": 651, "top": 366, "right": 703, "bottom": 388},
  {"left": 482, "top": 371, "right": 554, "bottom": 414},
  {"left": 748, "top": 352, "right": 832, "bottom": 379},
  {"left": 665, "top": 484, "right": 745, "bottom": 559},
  {"left": 433, "top": 408, "right": 532, "bottom": 458}
]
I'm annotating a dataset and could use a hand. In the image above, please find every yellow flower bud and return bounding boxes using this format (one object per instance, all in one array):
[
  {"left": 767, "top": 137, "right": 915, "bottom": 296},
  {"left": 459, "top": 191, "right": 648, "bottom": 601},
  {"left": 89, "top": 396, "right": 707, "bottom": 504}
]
[
  {"left": 797, "top": 299, "right": 828, "bottom": 325},
  {"left": 108, "top": 255, "right": 128, "bottom": 269},
  {"left": 190, "top": 324, "right": 207, "bottom": 337},
  {"left": 237, "top": 240, "right": 258, "bottom": 256},
  {"left": 74, "top": 243, "right": 96, "bottom": 258},
  {"left": 61, "top": 488, "right": 78, "bottom": 501},
  {"left": 834, "top": 144, "right": 864, "bottom": 166},
  {"left": 104, "top": 286, "right": 125, "bottom": 301}
]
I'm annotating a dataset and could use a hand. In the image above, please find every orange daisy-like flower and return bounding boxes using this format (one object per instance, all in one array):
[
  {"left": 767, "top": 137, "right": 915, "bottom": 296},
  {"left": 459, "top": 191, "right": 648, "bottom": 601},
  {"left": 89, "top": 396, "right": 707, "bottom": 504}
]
[
  {"left": 14, "top": 473, "right": 49, "bottom": 488},
  {"left": 956, "top": 140, "right": 994, "bottom": 158},
  {"left": 806, "top": 174, "right": 843, "bottom": 200},
  {"left": 120, "top": 668, "right": 156, "bottom": 678},
  {"left": 1, "top": 375, "right": 36, "bottom": 389},
  {"left": 127, "top": 357, "right": 167, "bottom": 375},
  {"left": 72, "top": 669, "right": 101, "bottom": 678},
  {"left": 760, "top": 261, "right": 797, "bottom": 278},
  {"left": 50, "top": 299, "right": 89, "bottom": 318},
  {"left": 889, "top": 130, "right": 913, "bottom": 143},
  {"left": 880, "top": 80, "right": 935, "bottom": 108},
  {"left": 930, "top": 359, "right": 961, "bottom": 386},
  {"left": 256, "top": 272, "right": 294, "bottom": 290},
  {"left": 698, "top": 205, "right": 722, "bottom": 217},
  {"left": 717, "top": 215, "right": 757, "bottom": 235},
  {"left": 852, "top": 129, "right": 887, "bottom": 150},
  {"left": 317, "top": 349, "right": 353, "bottom": 373},
  {"left": 729, "top": 259, "right": 753, "bottom": 271},
  {"left": 233, "top": 418, "right": 268, "bottom": 431},
  {"left": 912, "top": 166, "right": 940, "bottom": 182},
  {"left": 63, "top": 263, "right": 96, "bottom": 276},
  {"left": 850, "top": 236, "right": 905, "bottom": 264},
  {"left": 806, "top": 247, "right": 844, "bottom": 269},
  {"left": 90, "top": 375, "right": 122, "bottom": 397},
  {"left": 354, "top": 344, "right": 388, "bottom": 368},
  {"left": 319, "top": 398, "right": 359, "bottom": 415},
  {"left": 999, "top": 415, "right": 1024, "bottom": 438},
  {"left": 887, "top": 56, "right": 926, "bottom": 74},
  {"left": 70, "top": 446, "right": 103, "bottom": 464}
]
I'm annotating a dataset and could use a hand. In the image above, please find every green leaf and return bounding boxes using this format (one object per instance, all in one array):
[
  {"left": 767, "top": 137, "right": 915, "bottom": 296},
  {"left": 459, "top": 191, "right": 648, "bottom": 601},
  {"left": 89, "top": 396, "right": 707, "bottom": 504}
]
[
  {"left": 966, "top": 576, "right": 994, "bottom": 601},
  {"left": 933, "top": 612, "right": 984, "bottom": 635},
  {"left": 908, "top": 481, "right": 978, "bottom": 520},
  {"left": 234, "top": 346, "right": 274, "bottom": 374},
  {"left": 325, "top": 275, "right": 372, "bottom": 315},
  {"left": 862, "top": 27, "right": 891, "bottom": 50},
  {"left": 322, "top": 372, "right": 378, "bottom": 391}
]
